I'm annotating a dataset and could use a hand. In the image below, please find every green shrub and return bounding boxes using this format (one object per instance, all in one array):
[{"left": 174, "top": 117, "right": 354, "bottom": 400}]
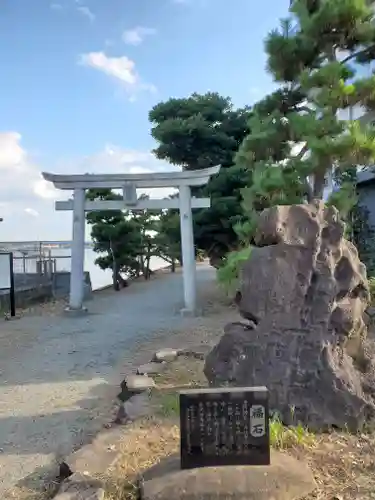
[{"left": 217, "top": 246, "right": 252, "bottom": 295}]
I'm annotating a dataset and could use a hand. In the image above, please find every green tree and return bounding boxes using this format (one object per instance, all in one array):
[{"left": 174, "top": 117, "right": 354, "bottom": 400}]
[
  {"left": 220, "top": 0, "right": 375, "bottom": 293},
  {"left": 351, "top": 201, "right": 375, "bottom": 275},
  {"left": 153, "top": 210, "right": 182, "bottom": 272},
  {"left": 149, "top": 92, "right": 252, "bottom": 265},
  {"left": 236, "top": 0, "right": 375, "bottom": 240},
  {"left": 86, "top": 189, "right": 142, "bottom": 290},
  {"left": 129, "top": 194, "right": 158, "bottom": 280},
  {"left": 334, "top": 167, "right": 375, "bottom": 275}
]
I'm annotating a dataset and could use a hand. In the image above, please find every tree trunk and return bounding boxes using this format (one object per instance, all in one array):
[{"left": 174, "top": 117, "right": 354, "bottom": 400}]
[
  {"left": 110, "top": 239, "right": 120, "bottom": 291},
  {"left": 118, "top": 273, "right": 128, "bottom": 288},
  {"left": 313, "top": 172, "right": 326, "bottom": 199},
  {"left": 171, "top": 259, "right": 176, "bottom": 273},
  {"left": 144, "top": 243, "right": 151, "bottom": 280},
  {"left": 112, "top": 260, "right": 120, "bottom": 291},
  {"left": 136, "top": 255, "right": 143, "bottom": 278}
]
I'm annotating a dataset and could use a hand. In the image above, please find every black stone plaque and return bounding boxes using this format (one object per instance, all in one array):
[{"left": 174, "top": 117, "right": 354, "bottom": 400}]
[{"left": 179, "top": 386, "right": 270, "bottom": 469}]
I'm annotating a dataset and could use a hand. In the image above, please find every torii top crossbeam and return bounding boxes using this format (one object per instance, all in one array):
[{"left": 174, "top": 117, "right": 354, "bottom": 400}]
[{"left": 42, "top": 165, "right": 220, "bottom": 189}]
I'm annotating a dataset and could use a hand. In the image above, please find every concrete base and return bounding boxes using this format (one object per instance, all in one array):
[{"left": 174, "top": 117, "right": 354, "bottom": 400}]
[
  {"left": 140, "top": 452, "right": 317, "bottom": 500},
  {"left": 180, "top": 308, "right": 201, "bottom": 318},
  {"left": 64, "top": 306, "right": 88, "bottom": 317}
]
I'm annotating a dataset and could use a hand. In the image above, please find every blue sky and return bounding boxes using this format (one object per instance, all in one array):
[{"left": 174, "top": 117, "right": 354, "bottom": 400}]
[{"left": 0, "top": 0, "right": 290, "bottom": 241}]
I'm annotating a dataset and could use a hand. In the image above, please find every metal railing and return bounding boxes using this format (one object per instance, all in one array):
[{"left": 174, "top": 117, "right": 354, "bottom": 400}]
[{"left": 12, "top": 252, "right": 54, "bottom": 290}]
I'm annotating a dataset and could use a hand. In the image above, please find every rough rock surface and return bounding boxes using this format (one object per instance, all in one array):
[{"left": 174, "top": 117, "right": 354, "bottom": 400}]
[{"left": 205, "top": 202, "right": 375, "bottom": 431}]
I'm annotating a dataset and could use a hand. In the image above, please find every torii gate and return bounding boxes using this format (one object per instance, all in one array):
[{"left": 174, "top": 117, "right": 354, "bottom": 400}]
[{"left": 42, "top": 165, "right": 220, "bottom": 315}]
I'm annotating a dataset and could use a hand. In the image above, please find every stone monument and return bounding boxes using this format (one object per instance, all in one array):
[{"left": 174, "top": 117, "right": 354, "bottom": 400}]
[
  {"left": 204, "top": 201, "right": 375, "bottom": 431},
  {"left": 140, "top": 386, "right": 316, "bottom": 499},
  {"left": 179, "top": 386, "right": 270, "bottom": 469}
]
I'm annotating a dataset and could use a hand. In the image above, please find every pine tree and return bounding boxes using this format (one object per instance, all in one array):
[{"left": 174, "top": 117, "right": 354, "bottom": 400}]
[{"left": 236, "top": 0, "right": 375, "bottom": 241}]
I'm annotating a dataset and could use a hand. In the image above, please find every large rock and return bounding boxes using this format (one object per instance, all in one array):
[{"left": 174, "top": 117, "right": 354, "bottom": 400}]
[
  {"left": 140, "top": 451, "right": 316, "bottom": 500},
  {"left": 205, "top": 202, "right": 375, "bottom": 431}
]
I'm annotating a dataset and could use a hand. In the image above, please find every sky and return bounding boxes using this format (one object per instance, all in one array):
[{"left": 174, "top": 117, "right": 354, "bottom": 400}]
[{"left": 0, "top": 0, "right": 291, "bottom": 241}]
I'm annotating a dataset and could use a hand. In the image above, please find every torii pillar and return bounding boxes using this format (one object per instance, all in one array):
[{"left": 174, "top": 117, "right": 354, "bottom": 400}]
[{"left": 42, "top": 166, "right": 220, "bottom": 316}]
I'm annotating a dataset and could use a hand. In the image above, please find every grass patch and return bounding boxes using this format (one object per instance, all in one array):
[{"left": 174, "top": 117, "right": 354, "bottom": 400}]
[
  {"left": 270, "top": 416, "right": 316, "bottom": 450},
  {"left": 153, "top": 390, "right": 180, "bottom": 418}
]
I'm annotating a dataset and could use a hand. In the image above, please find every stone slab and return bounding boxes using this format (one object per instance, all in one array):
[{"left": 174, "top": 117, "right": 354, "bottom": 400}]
[
  {"left": 55, "top": 490, "right": 104, "bottom": 500},
  {"left": 64, "top": 306, "right": 88, "bottom": 317},
  {"left": 61, "top": 427, "right": 124, "bottom": 477},
  {"left": 179, "top": 308, "right": 196, "bottom": 318},
  {"left": 152, "top": 348, "right": 179, "bottom": 363},
  {"left": 137, "top": 362, "right": 167, "bottom": 375},
  {"left": 124, "top": 374, "right": 156, "bottom": 391},
  {"left": 180, "top": 308, "right": 203, "bottom": 318},
  {"left": 57, "top": 473, "right": 105, "bottom": 499},
  {"left": 140, "top": 451, "right": 316, "bottom": 500},
  {"left": 118, "top": 374, "right": 155, "bottom": 402}
]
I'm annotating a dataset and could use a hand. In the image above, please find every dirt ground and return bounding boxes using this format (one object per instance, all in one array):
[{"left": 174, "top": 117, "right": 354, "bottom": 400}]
[
  {"left": 2, "top": 271, "right": 237, "bottom": 500},
  {"left": 6, "top": 277, "right": 375, "bottom": 500}
]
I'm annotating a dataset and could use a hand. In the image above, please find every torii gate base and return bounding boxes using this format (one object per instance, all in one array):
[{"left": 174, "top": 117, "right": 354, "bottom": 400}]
[{"left": 43, "top": 166, "right": 220, "bottom": 316}]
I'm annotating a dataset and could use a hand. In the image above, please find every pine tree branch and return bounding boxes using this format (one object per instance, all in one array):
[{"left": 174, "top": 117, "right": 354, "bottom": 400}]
[
  {"left": 294, "top": 143, "right": 309, "bottom": 160},
  {"left": 296, "top": 105, "right": 314, "bottom": 114},
  {"left": 341, "top": 45, "right": 375, "bottom": 65}
]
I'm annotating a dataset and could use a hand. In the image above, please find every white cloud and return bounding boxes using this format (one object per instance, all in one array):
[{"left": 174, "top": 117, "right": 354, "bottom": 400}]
[
  {"left": 76, "top": 5, "right": 95, "bottom": 22},
  {"left": 79, "top": 52, "right": 137, "bottom": 84},
  {"left": 0, "top": 132, "right": 60, "bottom": 206},
  {"left": 0, "top": 133, "right": 179, "bottom": 240},
  {"left": 33, "top": 178, "right": 61, "bottom": 200},
  {"left": 122, "top": 27, "right": 156, "bottom": 46},
  {"left": 78, "top": 51, "right": 156, "bottom": 98},
  {"left": 0, "top": 132, "right": 27, "bottom": 168},
  {"left": 24, "top": 208, "right": 39, "bottom": 217},
  {"left": 50, "top": 2, "right": 95, "bottom": 22}
]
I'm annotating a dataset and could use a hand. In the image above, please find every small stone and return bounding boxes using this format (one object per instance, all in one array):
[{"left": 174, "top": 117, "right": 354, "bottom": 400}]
[
  {"left": 137, "top": 362, "right": 166, "bottom": 375},
  {"left": 124, "top": 374, "right": 156, "bottom": 392},
  {"left": 62, "top": 428, "right": 123, "bottom": 477},
  {"left": 152, "top": 348, "right": 179, "bottom": 363}
]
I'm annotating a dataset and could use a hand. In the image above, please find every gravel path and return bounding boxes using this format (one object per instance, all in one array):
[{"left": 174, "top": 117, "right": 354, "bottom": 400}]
[{"left": 0, "top": 264, "right": 216, "bottom": 498}]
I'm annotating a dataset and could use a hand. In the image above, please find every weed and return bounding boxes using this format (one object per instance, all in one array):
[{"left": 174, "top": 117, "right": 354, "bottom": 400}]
[{"left": 270, "top": 415, "right": 316, "bottom": 450}]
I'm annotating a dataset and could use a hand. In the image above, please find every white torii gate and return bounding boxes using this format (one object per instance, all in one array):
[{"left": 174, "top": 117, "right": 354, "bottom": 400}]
[{"left": 42, "top": 165, "right": 220, "bottom": 315}]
